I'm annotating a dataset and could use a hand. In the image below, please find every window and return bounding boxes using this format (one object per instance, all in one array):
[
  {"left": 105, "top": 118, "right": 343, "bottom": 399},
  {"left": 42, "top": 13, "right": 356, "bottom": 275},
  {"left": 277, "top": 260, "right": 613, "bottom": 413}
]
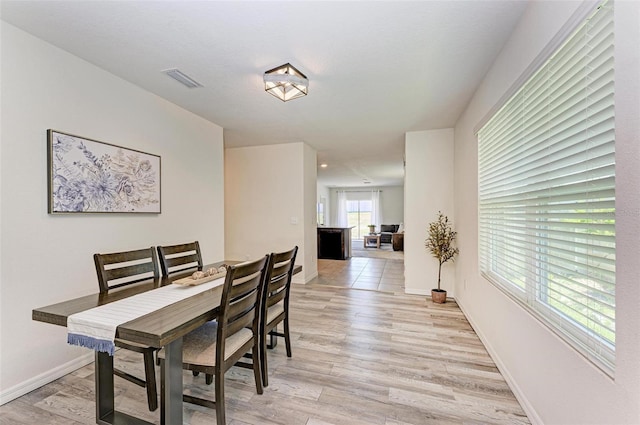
[
  {"left": 347, "top": 199, "right": 372, "bottom": 239},
  {"left": 336, "top": 190, "right": 383, "bottom": 237},
  {"left": 317, "top": 201, "right": 325, "bottom": 225},
  {"left": 478, "top": 1, "right": 615, "bottom": 374}
]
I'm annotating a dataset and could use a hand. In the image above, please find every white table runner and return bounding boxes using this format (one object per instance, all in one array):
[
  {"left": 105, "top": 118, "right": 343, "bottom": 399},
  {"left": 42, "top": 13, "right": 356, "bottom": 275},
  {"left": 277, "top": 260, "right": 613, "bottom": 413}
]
[{"left": 67, "top": 274, "right": 226, "bottom": 355}]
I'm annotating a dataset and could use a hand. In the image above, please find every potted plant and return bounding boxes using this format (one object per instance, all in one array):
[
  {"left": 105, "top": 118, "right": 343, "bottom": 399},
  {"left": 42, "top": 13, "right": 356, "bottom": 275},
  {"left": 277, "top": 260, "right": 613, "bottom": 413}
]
[
  {"left": 368, "top": 224, "right": 376, "bottom": 234},
  {"left": 425, "top": 211, "right": 459, "bottom": 303}
]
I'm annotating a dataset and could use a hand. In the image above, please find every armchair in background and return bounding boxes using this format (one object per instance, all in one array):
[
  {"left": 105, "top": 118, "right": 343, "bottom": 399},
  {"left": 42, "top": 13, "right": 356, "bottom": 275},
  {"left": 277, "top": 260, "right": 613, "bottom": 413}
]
[{"left": 379, "top": 224, "right": 400, "bottom": 244}]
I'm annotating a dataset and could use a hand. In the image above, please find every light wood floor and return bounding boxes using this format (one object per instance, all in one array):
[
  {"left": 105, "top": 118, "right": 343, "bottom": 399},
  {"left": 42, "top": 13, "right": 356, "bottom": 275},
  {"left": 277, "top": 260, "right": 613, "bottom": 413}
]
[{"left": 0, "top": 259, "right": 530, "bottom": 425}]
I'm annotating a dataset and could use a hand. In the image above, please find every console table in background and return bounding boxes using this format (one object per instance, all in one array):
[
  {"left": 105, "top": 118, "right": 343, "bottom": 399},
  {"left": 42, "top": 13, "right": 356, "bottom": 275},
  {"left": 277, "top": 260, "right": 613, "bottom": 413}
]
[
  {"left": 317, "top": 227, "right": 353, "bottom": 260},
  {"left": 392, "top": 232, "right": 404, "bottom": 251}
]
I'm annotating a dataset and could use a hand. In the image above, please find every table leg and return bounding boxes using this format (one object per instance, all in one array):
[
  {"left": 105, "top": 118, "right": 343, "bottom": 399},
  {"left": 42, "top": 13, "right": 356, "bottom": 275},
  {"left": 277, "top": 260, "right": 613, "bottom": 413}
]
[
  {"left": 94, "top": 351, "right": 155, "bottom": 425},
  {"left": 95, "top": 351, "right": 114, "bottom": 423},
  {"left": 161, "top": 337, "right": 183, "bottom": 425}
]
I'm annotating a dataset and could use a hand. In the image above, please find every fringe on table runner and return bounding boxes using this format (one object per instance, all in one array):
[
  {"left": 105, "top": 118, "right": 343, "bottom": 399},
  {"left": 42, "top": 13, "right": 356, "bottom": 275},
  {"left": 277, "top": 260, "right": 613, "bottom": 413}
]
[{"left": 67, "top": 333, "right": 115, "bottom": 356}]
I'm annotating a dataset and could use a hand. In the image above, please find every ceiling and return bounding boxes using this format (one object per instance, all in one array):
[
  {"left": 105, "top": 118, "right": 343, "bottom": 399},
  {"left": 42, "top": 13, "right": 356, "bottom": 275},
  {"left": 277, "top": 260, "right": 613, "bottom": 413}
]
[{"left": 0, "top": 1, "right": 528, "bottom": 188}]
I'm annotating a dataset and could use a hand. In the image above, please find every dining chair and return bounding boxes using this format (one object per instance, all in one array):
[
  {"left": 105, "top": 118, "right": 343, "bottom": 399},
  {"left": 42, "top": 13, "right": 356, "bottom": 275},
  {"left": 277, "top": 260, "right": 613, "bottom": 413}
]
[
  {"left": 158, "top": 255, "right": 269, "bottom": 425},
  {"left": 157, "top": 240, "right": 216, "bottom": 376},
  {"left": 260, "top": 246, "right": 298, "bottom": 387},
  {"left": 93, "top": 247, "right": 160, "bottom": 411},
  {"left": 156, "top": 241, "right": 203, "bottom": 277}
]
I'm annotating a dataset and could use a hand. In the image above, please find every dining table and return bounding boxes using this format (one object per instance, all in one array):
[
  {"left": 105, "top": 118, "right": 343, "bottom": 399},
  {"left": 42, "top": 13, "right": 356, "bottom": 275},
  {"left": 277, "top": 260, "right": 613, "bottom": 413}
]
[{"left": 32, "top": 261, "right": 302, "bottom": 425}]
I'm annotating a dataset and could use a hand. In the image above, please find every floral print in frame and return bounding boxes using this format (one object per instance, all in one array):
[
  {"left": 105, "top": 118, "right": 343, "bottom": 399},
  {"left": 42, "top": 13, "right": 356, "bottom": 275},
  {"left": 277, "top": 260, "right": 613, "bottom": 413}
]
[{"left": 47, "top": 130, "right": 161, "bottom": 213}]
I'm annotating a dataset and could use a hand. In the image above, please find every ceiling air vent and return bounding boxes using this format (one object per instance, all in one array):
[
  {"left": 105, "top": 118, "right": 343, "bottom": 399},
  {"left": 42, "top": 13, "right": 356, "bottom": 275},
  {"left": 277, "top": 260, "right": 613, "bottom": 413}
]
[{"left": 162, "top": 68, "right": 203, "bottom": 88}]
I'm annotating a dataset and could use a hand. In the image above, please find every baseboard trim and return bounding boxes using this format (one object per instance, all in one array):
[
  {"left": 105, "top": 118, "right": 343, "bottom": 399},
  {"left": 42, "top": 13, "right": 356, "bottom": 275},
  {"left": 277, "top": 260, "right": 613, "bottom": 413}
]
[
  {"left": 456, "top": 298, "right": 543, "bottom": 425},
  {"left": 404, "top": 287, "right": 430, "bottom": 296},
  {"left": 292, "top": 270, "right": 318, "bottom": 284},
  {"left": 304, "top": 270, "right": 318, "bottom": 283},
  {"left": 404, "top": 288, "right": 458, "bottom": 301},
  {"left": 0, "top": 352, "right": 94, "bottom": 406}
]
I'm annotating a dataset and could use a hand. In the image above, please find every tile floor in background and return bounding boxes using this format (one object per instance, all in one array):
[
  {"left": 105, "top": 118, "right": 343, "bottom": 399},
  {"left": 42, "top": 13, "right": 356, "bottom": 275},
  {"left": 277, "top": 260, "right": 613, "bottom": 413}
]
[{"left": 309, "top": 258, "right": 405, "bottom": 293}]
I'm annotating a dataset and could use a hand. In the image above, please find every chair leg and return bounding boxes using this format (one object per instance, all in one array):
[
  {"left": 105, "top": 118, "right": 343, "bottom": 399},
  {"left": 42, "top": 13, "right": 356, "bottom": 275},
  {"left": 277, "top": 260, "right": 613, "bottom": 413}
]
[
  {"left": 206, "top": 373, "right": 213, "bottom": 385},
  {"left": 142, "top": 350, "right": 158, "bottom": 411},
  {"left": 215, "top": 369, "right": 225, "bottom": 425},
  {"left": 252, "top": 342, "right": 263, "bottom": 395},
  {"left": 267, "top": 330, "right": 278, "bottom": 349},
  {"left": 284, "top": 317, "right": 292, "bottom": 358}
]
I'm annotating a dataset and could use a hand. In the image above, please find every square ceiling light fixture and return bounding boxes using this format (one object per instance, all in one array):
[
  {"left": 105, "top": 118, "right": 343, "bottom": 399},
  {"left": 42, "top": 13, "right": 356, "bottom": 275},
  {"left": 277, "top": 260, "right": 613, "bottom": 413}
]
[{"left": 263, "top": 63, "right": 308, "bottom": 102}]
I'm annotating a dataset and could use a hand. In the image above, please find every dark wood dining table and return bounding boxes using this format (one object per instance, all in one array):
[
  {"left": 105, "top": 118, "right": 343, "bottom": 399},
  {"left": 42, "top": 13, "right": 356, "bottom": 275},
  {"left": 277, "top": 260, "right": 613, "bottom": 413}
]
[{"left": 32, "top": 260, "right": 301, "bottom": 425}]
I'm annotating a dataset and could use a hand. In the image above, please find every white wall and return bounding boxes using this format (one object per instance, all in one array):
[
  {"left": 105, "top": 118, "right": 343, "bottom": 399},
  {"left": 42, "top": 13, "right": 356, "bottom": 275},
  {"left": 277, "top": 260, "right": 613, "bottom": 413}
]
[
  {"left": 303, "top": 144, "right": 319, "bottom": 280},
  {"left": 0, "top": 22, "right": 225, "bottom": 403},
  {"left": 328, "top": 185, "right": 404, "bottom": 228},
  {"left": 224, "top": 142, "right": 318, "bottom": 283},
  {"left": 380, "top": 186, "right": 404, "bottom": 225},
  {"left": 404, "top": 129, "right": 455, "bottom": 296},
  {"left": 453, "top": 1, "right": 640, "bottom": 424}
]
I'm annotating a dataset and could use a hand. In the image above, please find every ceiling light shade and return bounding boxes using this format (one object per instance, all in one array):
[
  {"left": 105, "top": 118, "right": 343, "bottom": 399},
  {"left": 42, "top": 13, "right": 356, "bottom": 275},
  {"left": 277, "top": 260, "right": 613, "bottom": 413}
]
[{"left": 263, "top": 63, "right": 308, "bottom": 102}]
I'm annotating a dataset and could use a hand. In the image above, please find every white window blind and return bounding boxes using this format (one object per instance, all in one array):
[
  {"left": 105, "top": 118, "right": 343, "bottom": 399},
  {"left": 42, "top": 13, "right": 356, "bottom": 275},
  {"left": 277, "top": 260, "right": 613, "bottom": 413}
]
[{"left": 478, "top": 1, "right": 615, "bottom": 374}]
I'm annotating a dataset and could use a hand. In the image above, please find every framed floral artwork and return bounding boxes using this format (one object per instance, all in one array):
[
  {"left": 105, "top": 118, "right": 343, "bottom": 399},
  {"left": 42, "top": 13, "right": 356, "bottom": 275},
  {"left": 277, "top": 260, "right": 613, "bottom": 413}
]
[{"left": 47, "top": 130, "right": 161, "bottom": 213}]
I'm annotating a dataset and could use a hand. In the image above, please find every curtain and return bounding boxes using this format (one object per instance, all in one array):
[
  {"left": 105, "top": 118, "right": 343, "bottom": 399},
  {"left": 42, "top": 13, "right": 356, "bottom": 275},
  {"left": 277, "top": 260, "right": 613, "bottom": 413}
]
[
  {"left": 371, "top": 190, "right": 383, "bottom": 228},
  {"left": 336, "top": 190, "right": 348, "bottom": 227}
]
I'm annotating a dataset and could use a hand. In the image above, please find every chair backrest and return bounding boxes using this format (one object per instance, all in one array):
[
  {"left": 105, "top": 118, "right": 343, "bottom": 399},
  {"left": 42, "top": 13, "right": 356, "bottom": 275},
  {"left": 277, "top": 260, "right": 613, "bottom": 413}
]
[
  {"left": 156, "top": 241, "right": 203, "bottom": 277},
  {"left": 94, "top": 247, "right": 159, "bottom": 293},
  {"left": 262, "top": 246, "right": 298, "bottom": 323},
  {"left": 216, "top": 256, "right": 269, "bottom": 363}
]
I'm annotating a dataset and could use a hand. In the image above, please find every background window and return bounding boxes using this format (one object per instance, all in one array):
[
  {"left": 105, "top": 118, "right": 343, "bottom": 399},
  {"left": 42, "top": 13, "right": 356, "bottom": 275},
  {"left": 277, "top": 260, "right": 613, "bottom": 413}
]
[{"left": 347, "top": 199, "right": 372, "bottom": 239}]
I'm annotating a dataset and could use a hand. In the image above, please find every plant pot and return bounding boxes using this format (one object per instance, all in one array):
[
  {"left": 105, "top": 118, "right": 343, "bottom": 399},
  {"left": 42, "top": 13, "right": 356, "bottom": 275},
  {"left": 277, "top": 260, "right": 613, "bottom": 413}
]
[{"left": 431, "top": 289, "right": 447, "bottom": 304}]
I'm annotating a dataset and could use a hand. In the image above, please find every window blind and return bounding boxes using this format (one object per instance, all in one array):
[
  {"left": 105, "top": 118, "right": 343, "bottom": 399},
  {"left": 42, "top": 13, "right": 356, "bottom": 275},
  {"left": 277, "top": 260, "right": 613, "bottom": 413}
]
[{"left": 478, "top": 1, "right": 615, "bottom": 374}]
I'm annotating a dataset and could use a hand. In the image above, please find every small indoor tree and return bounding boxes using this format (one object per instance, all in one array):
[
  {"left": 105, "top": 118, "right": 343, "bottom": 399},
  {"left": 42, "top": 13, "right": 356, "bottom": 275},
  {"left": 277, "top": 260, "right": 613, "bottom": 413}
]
[{"left": 425, "top": 211, "right": 459, "bottom": 303}]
